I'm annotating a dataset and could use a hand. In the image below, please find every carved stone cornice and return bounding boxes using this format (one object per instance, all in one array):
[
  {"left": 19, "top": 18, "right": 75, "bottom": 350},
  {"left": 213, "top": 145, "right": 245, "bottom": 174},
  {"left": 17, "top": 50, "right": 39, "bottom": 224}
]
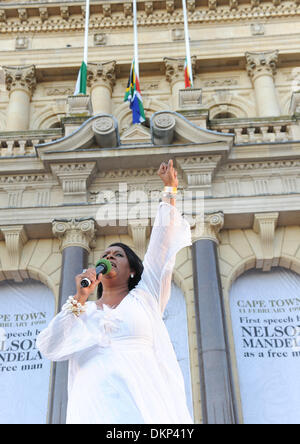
[
  {"left": 1, "top": 225, "right": 28, "bottom": 269},
  {"left": 3, "top": 65, "right": 36, "bottom": 97},
  {"left": 87, "top": 61, "right": 116, "bottom": 93},
  {"left": 50, "top": 162, "right": 97, "bottom": 204},
  {"left": 176, "top": 155, "right": 223, "bottom": 194},
  {"left": 0, "top": 3, "right": 300, "bottom": 34},
  {"left": 245, "top": 50, "right": 279, "bottom": 82},
  {"left": 164, "top": 56, "right": 196, "bottom": 86},
  {"left": 192, "top": 212, "right": 224, "bottom": 244},
  {"left": 253, "top": 212, "right": 279, "bottom": 271},
  {"left": 52, "top": 218, "right": 96, "bottom": 252}
]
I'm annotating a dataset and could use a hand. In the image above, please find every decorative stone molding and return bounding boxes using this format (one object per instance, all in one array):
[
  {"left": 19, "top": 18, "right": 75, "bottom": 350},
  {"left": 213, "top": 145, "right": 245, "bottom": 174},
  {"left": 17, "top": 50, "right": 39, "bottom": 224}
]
[
  {"left": 39, "top": 7, "right": 48, "bottom": 22},
  {"left": 0, "top": 9, "right": 6, "bottom": 22},
  {"left": 92, "top": 115, "right": 118, "bottom": 147},
  {"left": 145, "top": 1, "right": 154, "bottom": 15},
  {"left": 94, "top": 33, "right": 107, "bottom": 46},
  {"left": 0, "top": 2, "right": 299, "bottom": 33},
  {"left": 251, "top": 23, "right": 265, "bottom": 36},
  {"left": 103, "top": 3, "right": 112, "bottom": 17},
  {"left": 253, "top": 212, "right": 279, "bottom": 271},
  {"left": 52, "top": 218, "right": 96, "bottom": 252},
  {"left": 171, "top": 28, "right": 184, "bottom": 41},
  {"left": 192, "top": 212, "right": 224, "bottom": 244},
  {"left": 178, "top": 88, "right": 202, "bottom": 109},
  {"left": 18, "top": 8, "right": 28, "bottom": 22},
  {"left": 152, "top": 112, "right": 176, "bottom": 145},
  {"left": 50, "top": 162, "right": 97, "bottom": 204},
  {"left": 245, "top": 50, "right": 278, "bottom": 82},
  {"left": 66, "top": 94, "right": 92, "bottom": 116},
  {"left": 3, "top": 65, "right": 36, "bottom": 97},
  {"left": 15, "top": 36, "right": 29, "bottom": 50},
  {"left": 166, "top": 0, "right": 175, "bottom": 13},
  {"left": 176, "top": 155, "right": 223, "bottom": 194},
  {"left": 1, "top": 225, "right": 28, "bottom": 269},
  {"left": 87, "top": 61, "right": 116, "bottom": 92},
  {"left": 124, "top": 2, "right": 132, "bottom": 16},
  {"left": 60, "top": 6, "right": 69, "bottom": 20},
  {"left": 128, "top": 219, "right": 149, "bottom": 258}
]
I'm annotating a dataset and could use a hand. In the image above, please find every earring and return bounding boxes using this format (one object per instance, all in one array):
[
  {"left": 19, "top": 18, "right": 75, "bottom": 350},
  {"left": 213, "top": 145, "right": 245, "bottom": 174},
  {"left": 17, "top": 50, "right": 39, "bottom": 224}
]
[{"left": 130, "top": 273, "right": 134, "bottom": 279}]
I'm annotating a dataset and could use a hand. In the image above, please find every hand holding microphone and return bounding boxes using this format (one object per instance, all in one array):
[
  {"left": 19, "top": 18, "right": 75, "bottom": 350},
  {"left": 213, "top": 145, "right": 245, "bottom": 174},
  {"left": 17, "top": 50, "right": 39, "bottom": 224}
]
[
  {"left": 80, "top": 259, "right": 112, "bottom": 288},
  {"left": 74, "top": 259, "right": 112, "bottom": 305}
]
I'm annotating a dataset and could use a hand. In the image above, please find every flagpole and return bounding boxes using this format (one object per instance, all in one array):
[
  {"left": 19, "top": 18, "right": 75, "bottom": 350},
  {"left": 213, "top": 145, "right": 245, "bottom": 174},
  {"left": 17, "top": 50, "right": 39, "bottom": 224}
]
[
  {"left": 132, "top": 0, "right": 139, "bottom": 77},
  {"left": 182, "top": 0, "right": 193, "bottom": 87},
  {"left": 83, "top": 0, "right": 90, "bottom": 65}
]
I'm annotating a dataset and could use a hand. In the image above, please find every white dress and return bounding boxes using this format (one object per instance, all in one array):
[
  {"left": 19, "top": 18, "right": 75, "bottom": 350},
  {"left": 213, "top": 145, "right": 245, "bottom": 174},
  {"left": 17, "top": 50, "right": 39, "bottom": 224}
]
[{"left": 37, "top": 202, "right": 193, "bottom": 424}]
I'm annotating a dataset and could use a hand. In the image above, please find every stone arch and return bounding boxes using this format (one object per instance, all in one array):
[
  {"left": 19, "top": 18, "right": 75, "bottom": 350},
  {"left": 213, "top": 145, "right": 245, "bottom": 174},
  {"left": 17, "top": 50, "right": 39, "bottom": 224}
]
[
  {"left": 0, "top": 238, "right": 61, "bottom": 309},
  {"left": 206, "top": 93, "right": 254, "bottom": 119},
  {"left": 31, "top": 104, "right": 66, "bottom": 130}
]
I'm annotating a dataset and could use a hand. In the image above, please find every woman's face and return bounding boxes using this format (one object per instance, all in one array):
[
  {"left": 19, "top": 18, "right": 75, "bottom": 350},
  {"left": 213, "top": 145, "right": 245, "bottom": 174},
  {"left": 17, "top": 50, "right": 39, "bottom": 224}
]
[{"left": 101, "top": 245, "right": 133, "bottom": 284}]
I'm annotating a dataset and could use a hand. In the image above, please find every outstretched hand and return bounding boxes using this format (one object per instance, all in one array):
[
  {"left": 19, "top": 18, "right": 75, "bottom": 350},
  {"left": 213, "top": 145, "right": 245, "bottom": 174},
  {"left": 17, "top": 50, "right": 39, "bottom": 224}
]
[{"left": 157, "top": 159, "right": 178, "bottom": 188}]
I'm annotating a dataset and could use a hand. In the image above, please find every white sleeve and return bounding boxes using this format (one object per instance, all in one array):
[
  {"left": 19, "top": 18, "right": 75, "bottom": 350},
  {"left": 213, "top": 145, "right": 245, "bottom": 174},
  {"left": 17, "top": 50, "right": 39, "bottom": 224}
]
[
  {"left": 138, "top": 202, "right": 191, "bottom": 314},
  {"left": 36, "top": 303, "right": 98, "bottom": 362}
]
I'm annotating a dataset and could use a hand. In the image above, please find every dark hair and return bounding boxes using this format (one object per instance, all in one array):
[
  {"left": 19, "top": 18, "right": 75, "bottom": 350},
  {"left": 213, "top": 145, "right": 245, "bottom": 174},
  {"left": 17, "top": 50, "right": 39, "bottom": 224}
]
[{"left": 97, "top": 242, "right": 144, "bottom": 299}]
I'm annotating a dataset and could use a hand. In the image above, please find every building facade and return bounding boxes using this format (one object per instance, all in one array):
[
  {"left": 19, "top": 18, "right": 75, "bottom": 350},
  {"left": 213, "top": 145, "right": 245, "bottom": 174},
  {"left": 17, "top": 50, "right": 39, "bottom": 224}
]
[{"left": 0, "top": 0, "right": 300, "bottom": 424}]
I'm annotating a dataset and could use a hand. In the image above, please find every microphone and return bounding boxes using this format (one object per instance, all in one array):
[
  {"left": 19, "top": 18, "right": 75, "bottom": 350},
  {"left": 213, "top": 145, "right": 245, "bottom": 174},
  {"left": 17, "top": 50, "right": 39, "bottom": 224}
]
[{"left": 80, "top": 259, "right": 112, "bottom": 288}]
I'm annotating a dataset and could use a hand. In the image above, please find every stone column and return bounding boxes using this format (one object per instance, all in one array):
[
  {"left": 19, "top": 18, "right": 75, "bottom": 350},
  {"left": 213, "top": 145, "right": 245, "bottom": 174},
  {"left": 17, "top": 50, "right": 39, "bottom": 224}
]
[
  {"left": 192, "top": 213, "right": 237, "bottom": 424},
  {"left": 3, "top": 65, "right": 36, "bottom": 131},
  {"left": 164, "top": 57, "right": 196, "bottom": 110},
  {"left": 87, "top": 61, "right": 116, "bottom": 115},
  {"left": 245, "top": 51, "right": 281, "bottom": 117},
  {"left": 50, "top": 218, "right": 96, "bottom": 424}
]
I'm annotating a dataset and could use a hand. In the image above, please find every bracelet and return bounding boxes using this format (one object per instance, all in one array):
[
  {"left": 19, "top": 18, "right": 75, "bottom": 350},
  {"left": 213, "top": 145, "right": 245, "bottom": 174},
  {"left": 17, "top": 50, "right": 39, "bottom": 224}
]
[
  {"left": 162, "top": 192, "right": 177, "bottom": 199},
  {"left": 164, "top": 186, "right": 177, "bottom": 195},
  {"left": 62, "top": 296, "right": 87, "bottom": 317},
  {"left": 162, "top": 186, "right": 177, "bottom": 200}
]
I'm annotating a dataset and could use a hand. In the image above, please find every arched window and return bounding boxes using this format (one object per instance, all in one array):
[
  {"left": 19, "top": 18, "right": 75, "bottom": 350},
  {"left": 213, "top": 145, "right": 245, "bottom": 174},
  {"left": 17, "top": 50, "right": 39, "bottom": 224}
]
[
  {"left": 213, "top": 112, "right": 237, "bottom": 119},
  {"left": 230, "top": 267, "right": 300, "bottom": 424},
  {"left": 0, "top": 279, "right": 55, "bottom": 424},
  {"left": 163, "top": 282, "right": 194, "bottom": 420}
]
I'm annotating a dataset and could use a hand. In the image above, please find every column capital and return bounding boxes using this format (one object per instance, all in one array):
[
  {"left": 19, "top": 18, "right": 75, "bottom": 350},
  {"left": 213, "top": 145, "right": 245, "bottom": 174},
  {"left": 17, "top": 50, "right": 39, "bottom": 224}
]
[
  {"left": 245, "top": 50, "right": 279, "bottom": 82},
  {"left": 3, "top": 65, "right": 36, "bottom": 97},
  {"left": 164, "top": 56, "right": 196, "bottom": 86},
  {"left": 52, "top": 218, "right": 96, "bottom": 252},
  {"left": 87, "top": 61, "right": 116, "bottom": 93},
  {"left": 192, "top": 212, "right": 224, "bottom": 244}
]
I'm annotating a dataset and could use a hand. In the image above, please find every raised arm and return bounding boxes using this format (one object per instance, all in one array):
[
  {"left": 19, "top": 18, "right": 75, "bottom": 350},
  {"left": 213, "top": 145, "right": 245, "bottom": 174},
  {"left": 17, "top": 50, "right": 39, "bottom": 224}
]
[{"left": 138, "top": 160, "right": 191, "bottom": 314}]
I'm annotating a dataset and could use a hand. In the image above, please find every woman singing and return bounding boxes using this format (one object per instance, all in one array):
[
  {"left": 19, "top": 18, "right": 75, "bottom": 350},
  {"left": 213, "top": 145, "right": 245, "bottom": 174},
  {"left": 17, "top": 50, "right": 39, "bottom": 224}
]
[{"left": 37, "top": 159, "right": 193, "bottom": 424}]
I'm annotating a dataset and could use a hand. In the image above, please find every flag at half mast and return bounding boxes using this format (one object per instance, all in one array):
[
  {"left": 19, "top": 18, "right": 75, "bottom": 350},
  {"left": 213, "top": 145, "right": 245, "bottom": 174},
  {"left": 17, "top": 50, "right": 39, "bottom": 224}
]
[
  {"left": 184, "top": 57, "right": 192, "bottom": 88},
  {"left": 124, "top": 59, "right": 146, "bottom": 124},
  {"left": 74, "top": 61, "right": 87, "bottom": 95},
  {"left": 74, "top": 0, "right": 89, "bottom": 95}
]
